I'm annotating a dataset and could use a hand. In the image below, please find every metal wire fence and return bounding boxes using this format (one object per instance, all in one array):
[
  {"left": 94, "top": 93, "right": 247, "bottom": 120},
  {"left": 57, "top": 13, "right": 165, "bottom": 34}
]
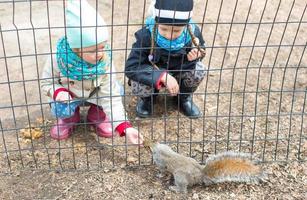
[{"left": 0, "top": 0, "right": 306, "bottom": 173}]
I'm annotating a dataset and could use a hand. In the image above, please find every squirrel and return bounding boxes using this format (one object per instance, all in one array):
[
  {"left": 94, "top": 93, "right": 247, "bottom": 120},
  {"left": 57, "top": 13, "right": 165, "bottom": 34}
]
[{"left": 144, "top": 141, "right": 267, "bottom": 193}]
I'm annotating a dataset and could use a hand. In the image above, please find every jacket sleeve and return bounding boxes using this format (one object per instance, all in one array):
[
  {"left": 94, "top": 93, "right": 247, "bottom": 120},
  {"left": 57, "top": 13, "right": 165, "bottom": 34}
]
[
  {"left": 40, "top": 56, "right": 65, "bottom": 99},
  {"left": 96, "top": 63, "right": 131, "bottom": 134},
  {"left": 125, "top": 28, "right": 166, "bottom": 88}
]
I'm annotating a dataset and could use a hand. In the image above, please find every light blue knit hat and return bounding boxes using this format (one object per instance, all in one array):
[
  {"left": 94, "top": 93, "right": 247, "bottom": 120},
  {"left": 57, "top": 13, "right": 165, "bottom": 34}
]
[{"left": 65, "top": 0, "right": 109, "bottom": 48}]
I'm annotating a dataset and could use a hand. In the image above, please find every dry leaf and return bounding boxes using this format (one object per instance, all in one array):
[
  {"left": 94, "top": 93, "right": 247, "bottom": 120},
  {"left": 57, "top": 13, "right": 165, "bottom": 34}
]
[
  {"left": 74, "top": 143, "right": 87, "bottom": 153},
  {"left": 127, "top": 156, "right": 138, "bottom": 164},
  {"left": 19, "top": 138, "right": 31, "bottom": 144},
  {"left": 20, "top": 127, "right": 43, "bottom": 140},
  {"left": 36, "top": 117, "right": 44, "bottom": 124}
]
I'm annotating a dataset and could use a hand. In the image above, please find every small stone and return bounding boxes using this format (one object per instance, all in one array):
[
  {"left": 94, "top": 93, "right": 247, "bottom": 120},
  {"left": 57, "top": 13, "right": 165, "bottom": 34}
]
[
  {"left": 127, "top": 156, "right": 138, "bottom": 164},
  {"left": 249, "top": 117, "right": 256, "bottom": 122},
  {"left": 192, "top": 193, "right": 199, "bottom": 199},
  {"left": 105, "top": 184, "right": 112, "bottom": 192}
]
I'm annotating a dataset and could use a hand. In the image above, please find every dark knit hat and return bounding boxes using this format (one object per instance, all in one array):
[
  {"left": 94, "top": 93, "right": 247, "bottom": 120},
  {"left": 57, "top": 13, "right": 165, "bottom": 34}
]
[{"left": 154, "top": 0, "right": 193, "bottom": 25}]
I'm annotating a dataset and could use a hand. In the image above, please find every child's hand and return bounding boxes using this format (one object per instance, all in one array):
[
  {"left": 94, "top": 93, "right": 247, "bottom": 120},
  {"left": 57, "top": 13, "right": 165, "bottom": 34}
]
[
  {"left": 161, "top": 73, "right": 179, "bottom": 96},
  {"left": 187, "top": 48, "right": 203, "bottom": 61},
  {"left": 55, "top": 91, "right": 72, "bottom": 102},
  {"left": 125, "top": 127, "right": 144, "bottom": 145}
]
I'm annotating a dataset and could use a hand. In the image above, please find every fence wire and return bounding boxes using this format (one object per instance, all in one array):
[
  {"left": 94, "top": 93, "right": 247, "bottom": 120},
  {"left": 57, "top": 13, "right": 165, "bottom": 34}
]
[{"left": 0, "top": 0, "right": 306, "bottom": 173}]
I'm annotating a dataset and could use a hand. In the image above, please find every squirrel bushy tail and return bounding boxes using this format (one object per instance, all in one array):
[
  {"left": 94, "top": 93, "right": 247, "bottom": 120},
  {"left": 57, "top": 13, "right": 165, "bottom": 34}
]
[{"left": 202, "top": 152, "right": 267, "bottom": 185}]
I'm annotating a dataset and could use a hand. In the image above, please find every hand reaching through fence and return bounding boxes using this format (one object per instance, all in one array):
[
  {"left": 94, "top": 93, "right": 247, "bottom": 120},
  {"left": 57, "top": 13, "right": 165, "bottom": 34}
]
[{"left": 124, "top": 128, "right": 144, "bottom": 145}]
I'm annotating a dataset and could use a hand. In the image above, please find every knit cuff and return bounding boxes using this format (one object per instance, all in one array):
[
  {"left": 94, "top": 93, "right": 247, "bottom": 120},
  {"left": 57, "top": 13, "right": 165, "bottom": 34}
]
[
  {"left": 53, "top": 88, "right": 73, "bottom": 100},
  {"left": 115, "top": 122, "right": 133, "bottom": 137},
  {"left": 155, "top": 71, "right": 167, "bottom": 90}
]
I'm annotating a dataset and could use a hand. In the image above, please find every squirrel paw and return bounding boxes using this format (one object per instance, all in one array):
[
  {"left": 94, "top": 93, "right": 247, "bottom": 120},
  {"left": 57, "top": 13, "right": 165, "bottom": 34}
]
[{"left": 169, "top": 186, "right": 187, "bottom": 193}]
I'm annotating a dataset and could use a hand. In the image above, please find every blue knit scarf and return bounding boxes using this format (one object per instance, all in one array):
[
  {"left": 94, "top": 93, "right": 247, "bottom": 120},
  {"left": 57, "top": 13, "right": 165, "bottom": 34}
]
[
  {"left": 145, "top": 17, "right": 195, "bottom": 51},
  {"left": 56, "top": 37, "right": 110, "bottom": 81}
]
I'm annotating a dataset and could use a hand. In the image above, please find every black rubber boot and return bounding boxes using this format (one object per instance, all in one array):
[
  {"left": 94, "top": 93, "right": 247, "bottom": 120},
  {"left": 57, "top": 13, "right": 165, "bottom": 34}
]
[
  {"left": 179, "top": 94, "right": 201, "bottom": 119},
  {"left": 136, "top": 97, "right": 153, "bottom": 118}
]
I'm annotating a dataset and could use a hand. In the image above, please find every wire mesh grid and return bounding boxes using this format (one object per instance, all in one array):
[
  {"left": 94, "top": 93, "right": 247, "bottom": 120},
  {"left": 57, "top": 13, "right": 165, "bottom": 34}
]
[{"left": 0, "top": 0, "right": 306, "bottom": 173}]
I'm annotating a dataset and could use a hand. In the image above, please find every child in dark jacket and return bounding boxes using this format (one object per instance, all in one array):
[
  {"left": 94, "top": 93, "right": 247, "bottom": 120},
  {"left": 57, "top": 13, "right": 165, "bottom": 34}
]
[{"left": 125, "top": 0, "right": 206, "bottom": 118}]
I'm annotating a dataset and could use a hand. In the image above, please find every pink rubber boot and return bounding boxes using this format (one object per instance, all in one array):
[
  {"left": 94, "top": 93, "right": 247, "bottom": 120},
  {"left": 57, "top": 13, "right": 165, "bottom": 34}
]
[
  {"left": 50, "top": 108, "right": 80, "bottom": 140},
  {"left": 87, "top": 105, "right": 113, "bottom": 138}
]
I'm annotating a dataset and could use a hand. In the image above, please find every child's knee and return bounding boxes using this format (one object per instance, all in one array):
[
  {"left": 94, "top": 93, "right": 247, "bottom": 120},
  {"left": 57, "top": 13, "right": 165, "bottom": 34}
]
[
  {"left": 194, "top": 61, "right": 206, "bottom": 81},
  {"left": 181, "top": 62, "right": 206, "bottom": 88},
  {"left": 130, "top": 80, "right": 155, "bottom": 97}
]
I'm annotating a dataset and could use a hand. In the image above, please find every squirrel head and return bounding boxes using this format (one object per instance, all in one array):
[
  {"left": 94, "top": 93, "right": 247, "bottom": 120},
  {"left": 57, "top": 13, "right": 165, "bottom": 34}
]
[{"left": 143, "top": 136, "right": 159, "bottom": 153}]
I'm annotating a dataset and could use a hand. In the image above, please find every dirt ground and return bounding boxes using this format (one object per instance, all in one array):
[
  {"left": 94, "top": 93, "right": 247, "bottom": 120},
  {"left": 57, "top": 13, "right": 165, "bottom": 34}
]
[
  {"left": 0, "top": 161, "right": 306, "bottom": 200},
  {"left": 0, "top": 0, "right": 306, "bottom": 199}
]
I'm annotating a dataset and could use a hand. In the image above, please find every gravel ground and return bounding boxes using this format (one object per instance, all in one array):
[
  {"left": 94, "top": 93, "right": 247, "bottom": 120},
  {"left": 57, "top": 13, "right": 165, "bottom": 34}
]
[{"left": 0, "top": 161, "right": 306, "bottom": 200}]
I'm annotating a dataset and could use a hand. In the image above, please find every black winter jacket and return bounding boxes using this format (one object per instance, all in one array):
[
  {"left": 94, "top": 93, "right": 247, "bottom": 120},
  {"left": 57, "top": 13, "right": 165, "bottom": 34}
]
[{"left": 125, "top": 25, "right": 206, "bottom": 88}]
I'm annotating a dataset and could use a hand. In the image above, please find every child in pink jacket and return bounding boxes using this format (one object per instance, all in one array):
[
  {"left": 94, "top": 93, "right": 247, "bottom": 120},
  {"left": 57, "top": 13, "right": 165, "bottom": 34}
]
[{"left": 41, "top": 0, "right": 143, "bottom": 145}]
